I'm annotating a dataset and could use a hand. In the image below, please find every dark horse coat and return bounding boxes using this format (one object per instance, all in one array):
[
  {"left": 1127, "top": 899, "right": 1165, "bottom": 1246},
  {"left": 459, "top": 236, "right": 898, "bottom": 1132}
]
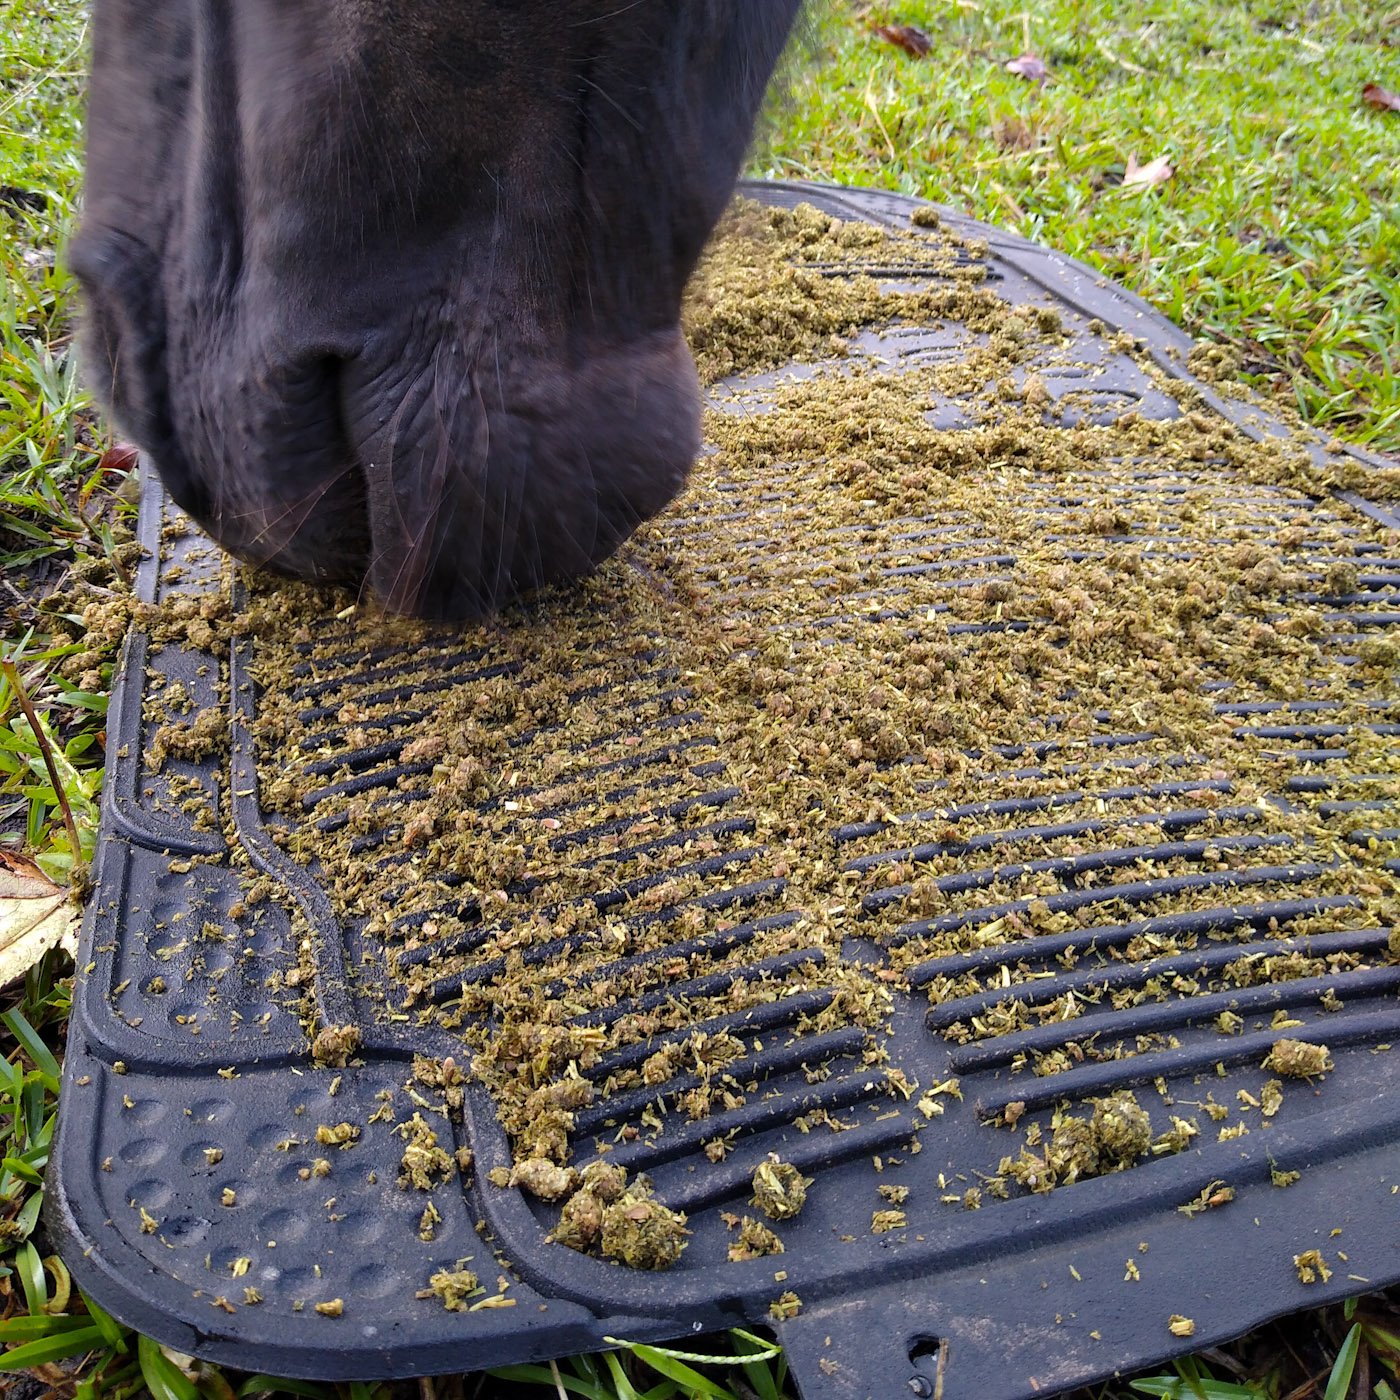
[{"left": 76, "top": 2, "right": 803, "bottom": 618}]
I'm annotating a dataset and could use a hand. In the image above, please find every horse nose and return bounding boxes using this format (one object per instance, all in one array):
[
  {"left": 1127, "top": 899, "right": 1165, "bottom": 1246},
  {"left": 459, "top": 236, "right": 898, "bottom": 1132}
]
[{"left": 347, "top": 327, "right": 701, "bottom": 620}]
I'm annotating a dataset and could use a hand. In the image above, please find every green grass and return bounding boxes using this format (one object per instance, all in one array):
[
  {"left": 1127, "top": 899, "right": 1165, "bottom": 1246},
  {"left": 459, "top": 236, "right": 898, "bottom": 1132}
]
[
  {"left": 3, "top": 0, "right": 1400, "bottom": 1396},
  {"left": 1, "top": 3, "right": 113, "bottom": 883},
  {"left": 762, "top": 0, "right": 1400, "bottom": 451}
]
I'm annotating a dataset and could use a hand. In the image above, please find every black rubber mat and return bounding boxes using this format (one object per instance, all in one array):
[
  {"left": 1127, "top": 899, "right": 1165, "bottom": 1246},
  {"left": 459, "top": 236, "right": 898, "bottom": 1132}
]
[{"left": 49, "top": 181, "right": 1400, "bottom": 1400}]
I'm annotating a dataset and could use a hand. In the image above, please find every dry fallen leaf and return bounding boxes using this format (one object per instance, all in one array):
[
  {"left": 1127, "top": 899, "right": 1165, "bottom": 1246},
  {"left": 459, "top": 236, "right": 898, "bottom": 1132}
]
[
  {"left": 97, "top": 442, "right": 141, "bottom": 477},
  {"left": 1004, "top": 52, "right": 1049, "bottom": 82},
  {"left": 0, "top": 851, "right": 79, "bottom": 989},
  {"left": 1362, "top": 82, "right": 1400, "bottom": 113},
  {"left": 873, "top": 23, "right": 933, "bottom": 59},
  {"left": 1122, "top": 152, "right": 1174, "bottom": 190}
]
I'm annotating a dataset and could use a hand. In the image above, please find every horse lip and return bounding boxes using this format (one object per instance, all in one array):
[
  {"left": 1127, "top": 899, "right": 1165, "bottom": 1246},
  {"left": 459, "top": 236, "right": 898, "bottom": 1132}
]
[{"left": 346, "top": 327, "right": 701, "bottom": 621}]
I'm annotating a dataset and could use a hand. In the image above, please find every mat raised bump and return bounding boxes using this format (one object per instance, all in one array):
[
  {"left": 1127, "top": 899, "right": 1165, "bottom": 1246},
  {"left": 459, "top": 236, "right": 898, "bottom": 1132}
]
[{"left": 49, "top": 182, "right": 1400, "bottom": 1400}]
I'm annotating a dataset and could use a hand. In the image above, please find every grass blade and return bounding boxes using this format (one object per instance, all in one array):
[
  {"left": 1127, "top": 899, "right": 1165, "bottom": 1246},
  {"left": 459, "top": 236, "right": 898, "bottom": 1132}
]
[
  {"left": 604, "top": 1334, "right": 781, "bottom": 1367},
  {"left": 600, "top": 1352, "right": 648, "bottom": 1400},
  {"left": 78, "top": 1289, "right": 129, "bottom": 1350},
  {"left": 13, "top": 1240, "right": 48, "bottom": 1315},
  {"left": 1131, "top": 1380, "right": 1265, "bottom": 1399},
  {"left": 138, "top": 1333, "right": 200, "bottom": 1400},
  {"left": 2, "top": 1154, "right": 46, "bottom": 1185},
  {"left": 729, "top": 1328, "right": 782, "bottom": 1359},
  {"left": 620, "top": 1342, "right": 734, "bottom": 1399},
  {"left": 42, "top": 1251, "right": 72, "bottom": 1314},
  {"left": 15, "top": 1187, "right": 44, "bottom": 1238},
  {"left": 0, "top": 1324, "right": 106, "bottom": 1370},
  {"left": 235, "top": 1376, "right": 334, "bottom": 1399},
  {"left": 487, "top": 1364, "right": 616, "bottom": 1400},
  {"left": 197, "top": 1366, "right": 240, "bottom": 1400},
  {"left": 2, "top": 1007, "right": 62, "bottom": 1080},
  {"left": 0, "top": 1314, "right": 96, "bottom": 1341},
  {"left": 1324, "top": 1323, "right": 1362, "bottom": 1400}
]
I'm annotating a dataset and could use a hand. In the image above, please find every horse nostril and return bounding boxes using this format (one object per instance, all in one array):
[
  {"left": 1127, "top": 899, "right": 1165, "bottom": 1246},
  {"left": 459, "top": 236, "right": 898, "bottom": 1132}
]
[
  {"left": 351, "top": 327, "right": 700, "bottom": 621},
  {"left": 180, "top": 350, "right": 372, "bottom": 586}
]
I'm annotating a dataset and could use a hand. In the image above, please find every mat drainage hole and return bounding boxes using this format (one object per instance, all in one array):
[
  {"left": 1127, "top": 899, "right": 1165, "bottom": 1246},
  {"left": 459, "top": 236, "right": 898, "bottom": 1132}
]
[{"left": 907, "top": 1337, "right": 942, "bottom": 1397}]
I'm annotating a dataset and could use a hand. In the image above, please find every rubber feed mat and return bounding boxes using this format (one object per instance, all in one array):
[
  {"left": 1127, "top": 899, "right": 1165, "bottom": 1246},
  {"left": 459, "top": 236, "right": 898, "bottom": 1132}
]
[{"left": 48, "top": 182, "right": 1400, "bottom": 1400}]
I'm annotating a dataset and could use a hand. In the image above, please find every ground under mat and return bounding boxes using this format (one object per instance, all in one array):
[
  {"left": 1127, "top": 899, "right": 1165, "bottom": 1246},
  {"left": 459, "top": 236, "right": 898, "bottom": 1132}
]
[{"left": 48, "top": 181, "right": 1400, "bottom": 1400}]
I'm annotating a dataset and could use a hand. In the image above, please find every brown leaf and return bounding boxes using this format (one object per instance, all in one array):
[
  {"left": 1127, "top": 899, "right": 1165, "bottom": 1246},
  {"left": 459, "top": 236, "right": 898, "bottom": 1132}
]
[
  {"left": 1122, "top": 152, "right": 1174, "bottom": 190},
  {"left": 873, "top": 23, "right": 933, "bottom": 59},
  {"left": 1362, "top": 82, "right": 1400, "bottom": 113},
  {"left": 0, "top": 849, "right": 51, "bottom": 880},
  {"left": 0, "top": 854, "right": 78, "bottom": 989},
  {"left": 97, "top": 442, "right": 140, "bottom": 476},
  {"left": 1004, "top": 52, "right": 1049, "bottom": 82}
]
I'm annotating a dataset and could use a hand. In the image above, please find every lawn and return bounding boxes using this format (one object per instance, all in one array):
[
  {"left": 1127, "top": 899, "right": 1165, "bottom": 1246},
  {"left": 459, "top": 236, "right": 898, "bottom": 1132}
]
[
  {"left": 2, "top": 1, "right": 1398, "bottom": 1397},
  {"left": 763, "top": 0, "right": 1400, "bottom": 453}
]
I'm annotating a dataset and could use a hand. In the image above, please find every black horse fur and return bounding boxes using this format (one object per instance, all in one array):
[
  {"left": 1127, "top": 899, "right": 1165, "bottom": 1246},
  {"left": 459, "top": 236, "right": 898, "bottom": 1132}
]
[{"left": 75, "top": 1, "right": 805, "bottom": 618}]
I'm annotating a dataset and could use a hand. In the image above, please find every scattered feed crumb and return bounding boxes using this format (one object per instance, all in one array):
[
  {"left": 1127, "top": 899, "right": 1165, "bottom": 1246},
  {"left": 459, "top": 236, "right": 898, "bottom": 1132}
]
[
  {"left": 314, "top": 1122, "right": 360, "bottom": 1149},
  {"left": 417, "top": 1267, "right": 481, "bottom": 1312},
  {"left": 728, "top": 1217, "right": 785, "bottom": 1262},
  {"left": 1293, "top": 1249, "right": 1333, "bottom": 1284},
  {"left": 770, "top": 1291, "right": 802, "bottom": 1321}
]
